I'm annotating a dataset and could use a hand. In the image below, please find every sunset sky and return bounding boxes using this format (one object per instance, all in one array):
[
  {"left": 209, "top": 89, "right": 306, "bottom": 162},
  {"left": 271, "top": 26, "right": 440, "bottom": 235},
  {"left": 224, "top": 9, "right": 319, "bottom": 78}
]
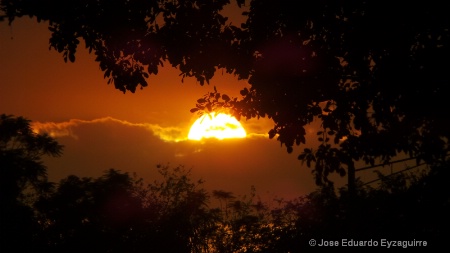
[{"left": 0, "top": 15, "right": 395, "bottom": 202}]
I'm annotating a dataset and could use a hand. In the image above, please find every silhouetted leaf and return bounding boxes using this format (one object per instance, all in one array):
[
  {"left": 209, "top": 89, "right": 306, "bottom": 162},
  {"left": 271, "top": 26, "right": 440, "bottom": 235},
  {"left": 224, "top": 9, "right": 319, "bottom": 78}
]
[
  {"left": 268, "top": 129, "right": 276, "bottom": 139},
  {"left": 222, "top": 94, "right": 230, "bottom": 102},
  {"left": 240, "top": 88, "right": 249, "bottom": 96},
  {"left": 287, "top": 146, "right": 293, "bottom": 153},
  {"left": 68, "top": 53, "right": 75, "bottom": 63}
]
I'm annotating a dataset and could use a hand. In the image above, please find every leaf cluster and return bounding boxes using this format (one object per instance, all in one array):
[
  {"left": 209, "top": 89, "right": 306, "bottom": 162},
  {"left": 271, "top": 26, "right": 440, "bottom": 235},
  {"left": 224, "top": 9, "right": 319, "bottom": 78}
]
[{"left": 0, "top": 114, "right": 63, "bottom": 203}]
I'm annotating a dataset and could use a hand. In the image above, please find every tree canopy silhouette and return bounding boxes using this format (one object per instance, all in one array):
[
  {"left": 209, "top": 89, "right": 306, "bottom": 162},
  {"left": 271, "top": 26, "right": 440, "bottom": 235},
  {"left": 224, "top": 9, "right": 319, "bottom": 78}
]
[
  {"left": 0, "top": 114, "right": 63, "bottom": 252},
  {"left": 0, "top": 114, "right": 63, "bottom": 203},
  {"left": 2, "top": 0, "right": 449, "bottom": 187}
]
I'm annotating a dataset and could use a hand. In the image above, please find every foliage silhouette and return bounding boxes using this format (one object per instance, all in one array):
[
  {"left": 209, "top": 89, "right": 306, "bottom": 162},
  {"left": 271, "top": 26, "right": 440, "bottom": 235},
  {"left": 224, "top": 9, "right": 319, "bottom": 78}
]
[
  {"left": 34, "top": 169, "right": 147, "bottom": 253},
  {"left": 0, "top": 114, "right": 63, "bottom": 252},
  {"left": 0, "top": 113, "right": 448, "bottom": 252},
  {"left": 190, "top": 0, "right": 450, "bottom": 189},
  {"left": 212, "top": 189, "right": 235, "bottom": 220},
  {"left": 2, "top": 1, "right": 448, "bottom": 189},
  {"left": 33, "top": 165, "right": 220, "bottom": 253},
  {"left": 1, "top": 0, "right": 246, "bottom": 92}
]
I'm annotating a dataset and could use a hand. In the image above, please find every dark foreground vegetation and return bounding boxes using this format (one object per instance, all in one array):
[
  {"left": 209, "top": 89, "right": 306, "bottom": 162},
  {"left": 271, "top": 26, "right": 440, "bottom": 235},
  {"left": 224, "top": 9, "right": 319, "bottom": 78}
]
[{"left": 1, "top": 114, "right": 449, "bottom": 252}]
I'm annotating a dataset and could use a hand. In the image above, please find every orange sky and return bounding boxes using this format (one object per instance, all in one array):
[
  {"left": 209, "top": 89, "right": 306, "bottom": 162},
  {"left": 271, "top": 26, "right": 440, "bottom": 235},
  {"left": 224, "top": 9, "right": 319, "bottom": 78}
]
[{"left": 0, "top": 17, "right": 356, "bottom": 202}]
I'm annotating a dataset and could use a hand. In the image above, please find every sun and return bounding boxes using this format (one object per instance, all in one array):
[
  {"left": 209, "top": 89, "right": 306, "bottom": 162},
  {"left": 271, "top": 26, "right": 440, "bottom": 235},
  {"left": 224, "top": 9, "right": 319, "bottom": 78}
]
[{"left": 188, "top": 112, "right": 247, "bottom": 140}]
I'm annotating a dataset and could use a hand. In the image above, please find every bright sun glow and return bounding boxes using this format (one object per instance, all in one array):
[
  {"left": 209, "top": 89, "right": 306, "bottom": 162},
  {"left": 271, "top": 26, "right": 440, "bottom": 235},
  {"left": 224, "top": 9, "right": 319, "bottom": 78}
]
[{"left": 188, "top": 112, "right": 247, "bottom": 140}]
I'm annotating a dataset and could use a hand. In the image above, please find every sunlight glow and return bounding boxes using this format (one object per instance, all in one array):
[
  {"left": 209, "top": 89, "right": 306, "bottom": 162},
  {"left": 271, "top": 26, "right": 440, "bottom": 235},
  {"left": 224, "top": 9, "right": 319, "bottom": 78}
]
[{"left": 188, "top": 112, "right": 247, "bottom": 140}]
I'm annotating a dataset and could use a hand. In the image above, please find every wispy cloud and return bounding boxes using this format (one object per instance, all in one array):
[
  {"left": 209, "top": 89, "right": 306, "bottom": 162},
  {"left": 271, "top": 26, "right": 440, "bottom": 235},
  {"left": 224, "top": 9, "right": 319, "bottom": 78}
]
[{"left": 32, "top": 117, "right": 188, "bottom": 142}]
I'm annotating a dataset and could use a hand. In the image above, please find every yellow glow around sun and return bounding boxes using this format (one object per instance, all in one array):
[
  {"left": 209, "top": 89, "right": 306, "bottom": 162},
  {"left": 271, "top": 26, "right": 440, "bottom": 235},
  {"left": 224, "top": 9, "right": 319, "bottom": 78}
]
[{"left": 188, "top": 112, "right": 247, "bottom": 140}]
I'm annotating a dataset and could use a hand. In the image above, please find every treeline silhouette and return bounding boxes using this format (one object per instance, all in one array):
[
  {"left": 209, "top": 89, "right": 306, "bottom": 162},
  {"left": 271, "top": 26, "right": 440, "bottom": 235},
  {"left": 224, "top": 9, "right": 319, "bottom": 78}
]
[{"left": 1, "top": 114, "right": 449, "bottom": 252}]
